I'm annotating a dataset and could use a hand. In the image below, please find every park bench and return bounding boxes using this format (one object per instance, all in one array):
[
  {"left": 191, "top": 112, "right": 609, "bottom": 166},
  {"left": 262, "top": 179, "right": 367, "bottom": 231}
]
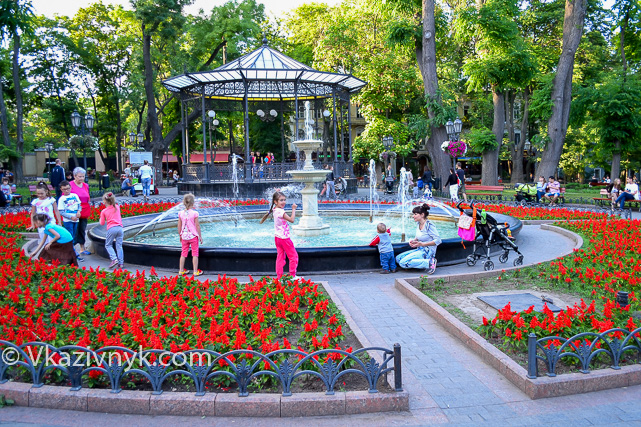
[
  {"left": 28, "top": 185, "right": 37, "bottom": 200},
  {"left": 589, "top": 181, "right": 609, "bottom": 188},
  {"left": 539, "top": 187, "right": 566, "bottom": 205},
  {"left": 593, "top": 189, "right": 640, "bottom": 211},
  {"left": 465, "top": 185, "right": 504, "bottom": 200}
]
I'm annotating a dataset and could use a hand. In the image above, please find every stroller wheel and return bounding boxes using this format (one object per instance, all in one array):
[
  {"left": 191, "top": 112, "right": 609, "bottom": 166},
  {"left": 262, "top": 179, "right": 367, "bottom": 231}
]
[
  {"left": 519, "top": 199, "right": 527, "bottom": 207},
  {"left": 483, "top": 260, "right": 494, "bottom": 271},
  {"left": 466, "top": 255, "right": 477, "bottom": 266},
  {"left": 513, "top": 256, "right": 524, "bottom": 267},
  {"left": 499, "top": 252, "right": 509, "bottom": 264}
]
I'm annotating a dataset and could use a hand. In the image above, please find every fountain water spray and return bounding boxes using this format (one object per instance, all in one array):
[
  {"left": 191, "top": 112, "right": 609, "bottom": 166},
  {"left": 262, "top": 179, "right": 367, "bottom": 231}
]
[
  {"left": 131, "top": 198, "right": 246, "bottom": 241},
  {"left": 231, "top": 154, "right": 240, "bottom": 200},
  {"left": 397, "top": 167, "right": 411, "bottom": 242},
  {"left": 368, "top": 159, "right": 379, "bottom": 223}
]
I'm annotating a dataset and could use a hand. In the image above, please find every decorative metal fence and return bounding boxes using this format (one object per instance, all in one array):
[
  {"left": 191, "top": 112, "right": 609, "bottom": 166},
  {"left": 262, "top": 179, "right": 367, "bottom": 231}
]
[
  {"left": 526, "top": 328, "right": 641, "bottom": 378},
  {"left": 0, "top": 340, "right": 402, "bottom": 396}
]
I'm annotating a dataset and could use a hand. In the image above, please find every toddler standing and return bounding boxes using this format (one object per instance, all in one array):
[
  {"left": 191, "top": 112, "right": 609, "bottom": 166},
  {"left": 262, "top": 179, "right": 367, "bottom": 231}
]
[
  {"left": 260, "top": 191, "right": 299, "bottom": 279},
  {"left": 99, "top": 192, "right": 124, "bottom": 269},
  {"left": 178, "top": 193, "right": 203, "bottom": 276},
  {"left": 369, "top": 223, "right": 396, "bottom": 274}
]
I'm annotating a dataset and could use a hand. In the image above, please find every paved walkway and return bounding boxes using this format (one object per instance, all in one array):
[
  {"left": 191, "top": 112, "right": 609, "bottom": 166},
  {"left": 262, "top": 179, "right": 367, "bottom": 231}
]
[{"left": 3, "top": 188, "right": 641, "bottom": 425}]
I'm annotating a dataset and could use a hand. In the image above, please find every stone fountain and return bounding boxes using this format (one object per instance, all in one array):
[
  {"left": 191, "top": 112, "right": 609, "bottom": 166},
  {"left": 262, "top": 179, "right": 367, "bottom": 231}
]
[{"left": 287, "top": 101, "right": 331, "bottom": 236}]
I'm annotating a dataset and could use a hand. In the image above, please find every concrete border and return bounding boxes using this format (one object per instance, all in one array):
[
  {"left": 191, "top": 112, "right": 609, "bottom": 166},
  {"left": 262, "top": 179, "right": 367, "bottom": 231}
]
[
  {"left": 393, "top": 224, "right": 641, "bottom": 399},
  {"left": 0, "top": 383, "right": 408, "bottom": 417},
  {"left": 395, "top": 277, "right": 641, "bottom": 399}
]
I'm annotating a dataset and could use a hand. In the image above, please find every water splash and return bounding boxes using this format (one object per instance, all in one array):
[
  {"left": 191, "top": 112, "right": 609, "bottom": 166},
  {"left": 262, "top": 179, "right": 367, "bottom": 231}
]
[
  {"left": 231, "top": 154, "right": 240, "bottom": 200},
  {"left": 131, "top": 197, "right": 246, "bottom": 241},
  {"left": 368, "top": 159, "right": 379, "bottom": 222},
  {"left": 397, "top": 167, "right": 411, "bottom": 241},
  {"left": 263, "top": 183, "right": 305, "bottom": 203}
]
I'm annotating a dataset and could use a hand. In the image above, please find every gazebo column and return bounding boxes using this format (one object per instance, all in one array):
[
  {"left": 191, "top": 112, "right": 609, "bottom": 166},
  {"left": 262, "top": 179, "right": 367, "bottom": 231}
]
[
  {"left": 347, "top": 95, "right": 353, "bottom": 173},
  {"left": 243, "top": 82, "right": 252, "bottom": 183},
  {"left": 332, "top": 88, "right": 338, "bottom": 173},
  {"left": 181, "top": 97, "right": 186, "bottom": 166},
  {"left": 202, "top": 90, "right": 209, "bottom": 182}
]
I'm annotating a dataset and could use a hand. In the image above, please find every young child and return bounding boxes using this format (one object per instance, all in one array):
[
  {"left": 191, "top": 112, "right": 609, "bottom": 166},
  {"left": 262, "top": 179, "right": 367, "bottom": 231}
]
[
  {"left": 369, "top": 223, "right": 396, "bottom": 274},
  {"left": 177, "top": 193, "right": 203, "bottom": 276},
  {"left": 1, "top": 177, "right": 11, "bottom": 201},
  {"left": 260, "top": 191, "right": 299, "bottom": 279},
  {"left": 28, "top": 183, "right": 62, "bottom": 243},
  {"left": 28, "top": 213, "right": 77, "bottom": 266},
  {"left": 412, "top": 182, "right": 419, "bottom": 199},
  {"left": 99, "top": 192, "right": 124, "bottom": 269},
  {"left": 57, "top": 180, "right": 83, "bottom": 261}
]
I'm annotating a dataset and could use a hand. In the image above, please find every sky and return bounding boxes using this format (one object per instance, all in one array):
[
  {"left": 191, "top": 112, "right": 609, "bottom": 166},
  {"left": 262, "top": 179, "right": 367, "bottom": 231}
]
[{"left": 31, "top": 0, "right": 343, "bottom": 19}]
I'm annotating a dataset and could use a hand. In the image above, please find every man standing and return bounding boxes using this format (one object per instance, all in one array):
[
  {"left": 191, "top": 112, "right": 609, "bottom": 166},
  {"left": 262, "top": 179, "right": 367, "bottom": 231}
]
[
  {"left": 455, "top": 162, "right": 468, "bottom": 203},
  {"left": 50, "top": 159, "right": 66, "bottom": 200},
  {"left": 326, "top": 165, "right": 336, "bottom": 200},
  {"left": 139, "top": 159, "right": 153, "bottom": 201}
]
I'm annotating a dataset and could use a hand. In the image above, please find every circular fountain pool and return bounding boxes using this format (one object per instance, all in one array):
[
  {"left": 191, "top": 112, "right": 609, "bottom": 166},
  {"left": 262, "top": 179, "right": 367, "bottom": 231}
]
[{"left": 88, "top": 203, "right": 522, "bottom": 274}]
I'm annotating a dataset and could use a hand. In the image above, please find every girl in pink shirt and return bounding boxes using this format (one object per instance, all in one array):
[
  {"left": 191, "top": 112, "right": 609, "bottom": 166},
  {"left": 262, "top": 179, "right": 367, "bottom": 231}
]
[
  {"left": 178, "top": 193, "right": 203, "bottom": 276},
  {"left": 260, "top": 191, "right": 299, "bottom": 279},
  {"left": 99, "top": 192, "right": 124, "bottom": 269}
]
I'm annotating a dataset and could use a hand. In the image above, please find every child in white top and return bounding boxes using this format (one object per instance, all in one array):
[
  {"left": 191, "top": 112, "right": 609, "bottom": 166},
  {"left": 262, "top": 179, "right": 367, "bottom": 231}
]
[
  {"left": 260, "top": 191, "right": 299, "bottom": 279},
  {"left": 57, "top": 180, "right": 82, "bottom": 260},
  {"left": 28, "top": 183, "right": 61, "bottom": 243}
]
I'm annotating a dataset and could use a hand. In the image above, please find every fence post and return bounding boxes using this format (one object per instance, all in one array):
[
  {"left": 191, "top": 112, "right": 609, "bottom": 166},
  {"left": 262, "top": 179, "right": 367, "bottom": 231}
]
[
  {"left": 393, "top": 343, "right": 403, "bottom": 391},
  {"left": 527, "top": 333, "right": 538, "bottom": 379}
]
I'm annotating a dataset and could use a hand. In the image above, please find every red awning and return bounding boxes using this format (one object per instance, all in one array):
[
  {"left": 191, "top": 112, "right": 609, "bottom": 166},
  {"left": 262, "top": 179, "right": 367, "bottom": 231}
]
[{"left": 161, "top": 153, "right": 229, "bottom": 163}]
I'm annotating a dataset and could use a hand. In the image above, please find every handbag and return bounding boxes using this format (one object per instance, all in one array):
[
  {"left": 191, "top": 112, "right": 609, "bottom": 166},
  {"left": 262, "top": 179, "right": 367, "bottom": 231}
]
[{"left": 458, "top": 213, "right": 474, "bottom": 230}]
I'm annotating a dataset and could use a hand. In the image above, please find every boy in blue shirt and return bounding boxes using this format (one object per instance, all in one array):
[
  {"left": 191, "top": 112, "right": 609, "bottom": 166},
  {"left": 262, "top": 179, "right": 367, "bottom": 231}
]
[{"left": 369, "top": 222, "right": 396, "bottom": 274}]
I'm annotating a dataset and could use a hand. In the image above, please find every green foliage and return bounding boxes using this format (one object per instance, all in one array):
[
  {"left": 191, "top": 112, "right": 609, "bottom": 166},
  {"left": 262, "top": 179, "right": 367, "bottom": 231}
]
[
  {"left": 352, "top": 115, "right": 411, "bottom": 160},
  {"left": 0, "top": 394, "right": 15, "bottom": 408},
  {"left": 463, "top": 126, "right": 498, "bottom": 154}
]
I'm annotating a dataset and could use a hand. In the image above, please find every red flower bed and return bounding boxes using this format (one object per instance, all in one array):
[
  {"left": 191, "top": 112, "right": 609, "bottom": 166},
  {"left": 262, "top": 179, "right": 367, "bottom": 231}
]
[
  {"left": 0, "top": 230, "right": 349, "bottom": 358},
  {"left": 478, "top": 216, "right": 640, "bottom": 351}
]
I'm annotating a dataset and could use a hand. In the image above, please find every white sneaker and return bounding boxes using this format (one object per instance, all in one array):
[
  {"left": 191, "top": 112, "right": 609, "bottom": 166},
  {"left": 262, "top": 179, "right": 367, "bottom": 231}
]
[{"left": 293, "top": 276, "right": 304, "bottom": 281}]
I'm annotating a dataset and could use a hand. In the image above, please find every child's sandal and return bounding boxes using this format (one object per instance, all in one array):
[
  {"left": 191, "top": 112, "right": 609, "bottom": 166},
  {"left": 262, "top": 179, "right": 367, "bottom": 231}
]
[
  {"left": 178, "top": 270, "right": 189, "bottom": 276},
  {"left": 193, "top": 270, "right": 203, "bottom": 277}
]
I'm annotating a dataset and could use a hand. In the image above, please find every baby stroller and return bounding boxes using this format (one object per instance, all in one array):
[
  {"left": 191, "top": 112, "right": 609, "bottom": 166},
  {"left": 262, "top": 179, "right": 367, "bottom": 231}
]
[
  {"left": 457, "top": 201, "right": 524, "bottom": 271},
  {"left": 515, "top": 183, "right": 537, "bottom": 205},
  {"left": 335, "top": 176, "right": 348, "bottom": 199}
]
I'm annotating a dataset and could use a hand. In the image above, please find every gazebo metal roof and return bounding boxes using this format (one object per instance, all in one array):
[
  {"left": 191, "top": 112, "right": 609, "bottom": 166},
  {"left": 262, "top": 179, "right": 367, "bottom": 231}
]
[{"left": 162, "top": 39, "right": 367, "bottom": 101}]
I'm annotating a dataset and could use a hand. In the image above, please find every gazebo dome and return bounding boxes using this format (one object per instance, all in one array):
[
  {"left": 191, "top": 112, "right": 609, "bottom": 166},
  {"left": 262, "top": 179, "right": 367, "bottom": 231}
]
[{"left": 162, "top": 38, "right": 367, "bottom": 101}]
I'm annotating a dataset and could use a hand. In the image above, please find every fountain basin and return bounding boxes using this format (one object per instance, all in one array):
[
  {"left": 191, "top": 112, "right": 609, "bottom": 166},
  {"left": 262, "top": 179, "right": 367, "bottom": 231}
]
[{"left": 88, "top": 204, "right": 522, "bottom": 275}]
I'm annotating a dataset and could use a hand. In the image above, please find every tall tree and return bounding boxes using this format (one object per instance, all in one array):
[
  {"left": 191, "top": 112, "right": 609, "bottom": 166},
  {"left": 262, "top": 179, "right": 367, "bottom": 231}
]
[
  {"left": 0, "top": 0, "right": 34, "bottom": 182},
  {"left": 535, "top": 0, "right": 587, "bottom": 179}
]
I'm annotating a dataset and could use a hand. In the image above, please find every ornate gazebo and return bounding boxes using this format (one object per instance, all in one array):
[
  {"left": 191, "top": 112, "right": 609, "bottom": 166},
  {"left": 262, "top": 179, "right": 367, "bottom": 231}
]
[{"left": 162, "top": 38, "right": 366, "bottom": 195}]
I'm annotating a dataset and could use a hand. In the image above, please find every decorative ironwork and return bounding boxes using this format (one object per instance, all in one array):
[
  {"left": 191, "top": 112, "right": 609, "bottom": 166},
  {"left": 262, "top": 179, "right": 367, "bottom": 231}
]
[
  {"left": 0, "top": 340, "right": 402, "bottom": 396},
  {"left": 527, "top": 328, "right": 641, "bottom": 378}
]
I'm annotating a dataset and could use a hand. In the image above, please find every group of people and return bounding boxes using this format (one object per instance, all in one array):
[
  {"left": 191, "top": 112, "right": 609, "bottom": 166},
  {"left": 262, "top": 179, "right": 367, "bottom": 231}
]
[
  {"left": 534, "top": 175, "right": 562, "bottom": 204},
  {"left": 250, "top": 152, "right": 275, "bottom": 179},
  {"left": 120, "top": 160, "right": 155, "bottom": 200},
  {"left": 444, "top": 163, "right": 469, "bottom": 203},
  {"left": 27, "top": 167, "right": 94, "bottom": 267}
]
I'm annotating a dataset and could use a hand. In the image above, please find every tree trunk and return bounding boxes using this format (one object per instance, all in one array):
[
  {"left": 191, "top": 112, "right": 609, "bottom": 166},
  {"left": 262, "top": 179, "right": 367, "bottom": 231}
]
[
  {"left": 611, "top": 140, "right": 621, "bottom": 181},
  {"left": 420, "top": 0, "right": 451, "bottom": 188},
  {"left": 0, "top": 80, "right": 9, "bottom": 147},
  {"left": 536, "top": 0, "right": 587, "bottom": 179},
  {"left": 11, "top": 34, "right": 24, "bottom": 183},
  {"left": 511, "top": 88, "right": 529, "bottom": 183},
  {"left": 482, "top": 89, "right": 504, "bottom": 186}
]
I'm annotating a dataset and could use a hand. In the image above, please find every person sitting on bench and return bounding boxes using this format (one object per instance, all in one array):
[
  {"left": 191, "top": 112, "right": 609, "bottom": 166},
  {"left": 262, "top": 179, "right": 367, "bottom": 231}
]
[
  {"left": 541, "top": 176, "right": 561, "bottom": 204},
  {"left": 615, "top": 177, "right": 639, "bottom": 209}
]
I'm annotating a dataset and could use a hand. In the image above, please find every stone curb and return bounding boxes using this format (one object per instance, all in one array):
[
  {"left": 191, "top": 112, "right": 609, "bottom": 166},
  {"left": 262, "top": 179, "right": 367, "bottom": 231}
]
[
  {"left": 394, "top": 277, "right": 641, "bottom": 399},
  {"left": 0, "top": 383, "right": 409, "bottom": 417}
]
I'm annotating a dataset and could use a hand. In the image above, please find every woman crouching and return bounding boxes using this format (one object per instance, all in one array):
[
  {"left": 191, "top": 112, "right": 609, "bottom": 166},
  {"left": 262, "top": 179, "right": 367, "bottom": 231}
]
[{"left": 396, "top": 203, "right": 441, "bottom": 274}]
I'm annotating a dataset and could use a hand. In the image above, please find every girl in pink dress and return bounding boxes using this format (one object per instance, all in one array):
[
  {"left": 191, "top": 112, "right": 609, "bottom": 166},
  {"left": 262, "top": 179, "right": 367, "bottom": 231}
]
[
  {"left": 178, "top": 193, "right": 203, "bottom": 276},
  {"left": 260, "top": 191, "right": 299, "bottom": 279}
]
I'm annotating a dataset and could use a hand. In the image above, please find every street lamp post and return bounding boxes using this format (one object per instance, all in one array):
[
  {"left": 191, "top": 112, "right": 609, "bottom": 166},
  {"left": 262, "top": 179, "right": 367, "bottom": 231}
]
[
  {"left": 70, "top": 111, "right": 95, "bottom": 179},
  {"left": 44, "top": 142, "right": 54, "bottom": 178},
  {"left": 445, "top": 117, "right": 463, "bottom": 167},
  {"left": 382, "top": 135, "right": 394, "bottom": 170}
]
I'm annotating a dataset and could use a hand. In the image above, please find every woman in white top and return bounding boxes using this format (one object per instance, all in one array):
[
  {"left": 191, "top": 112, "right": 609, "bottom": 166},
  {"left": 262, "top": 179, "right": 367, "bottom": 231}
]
[
  {"left": 396, "top": 203, "right": 441, "bottom": 274},
  {"left": 138, "top": 160, "right": 153, "bottom": 201}
]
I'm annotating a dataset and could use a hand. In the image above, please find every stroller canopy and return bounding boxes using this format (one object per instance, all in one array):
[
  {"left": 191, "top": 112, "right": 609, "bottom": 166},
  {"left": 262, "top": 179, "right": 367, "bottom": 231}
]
[{"left": 515, "top": 183, "right": 537, "bottom": 196}]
